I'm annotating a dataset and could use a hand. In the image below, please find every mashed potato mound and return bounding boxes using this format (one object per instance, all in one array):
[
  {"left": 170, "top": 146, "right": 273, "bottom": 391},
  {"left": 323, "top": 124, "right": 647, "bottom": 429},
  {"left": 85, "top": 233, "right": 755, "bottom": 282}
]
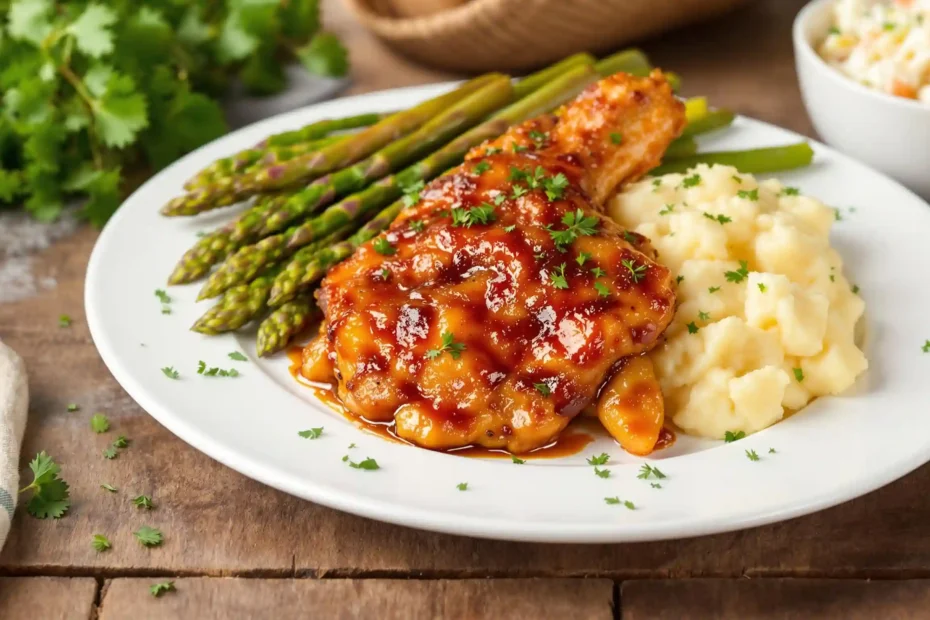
[{"left": 609, "top": 164, "right": 867, "bottom": 439}]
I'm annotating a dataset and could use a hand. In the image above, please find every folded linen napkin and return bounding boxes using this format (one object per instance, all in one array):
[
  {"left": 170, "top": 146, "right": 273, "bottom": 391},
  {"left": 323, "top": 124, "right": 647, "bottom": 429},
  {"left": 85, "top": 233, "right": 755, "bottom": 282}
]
[{"left": 0, "top": 339, "right": 28, "bottom": 550}]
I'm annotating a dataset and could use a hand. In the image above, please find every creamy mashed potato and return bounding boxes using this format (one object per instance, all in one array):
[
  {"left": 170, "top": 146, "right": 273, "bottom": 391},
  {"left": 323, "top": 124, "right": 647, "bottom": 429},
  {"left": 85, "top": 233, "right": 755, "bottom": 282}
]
[
  {"left": 820, "top": 0, "right": 930, "bottom": 103},
  {"left": 609, "top": 164, "right": 868, "bottom": 439}
]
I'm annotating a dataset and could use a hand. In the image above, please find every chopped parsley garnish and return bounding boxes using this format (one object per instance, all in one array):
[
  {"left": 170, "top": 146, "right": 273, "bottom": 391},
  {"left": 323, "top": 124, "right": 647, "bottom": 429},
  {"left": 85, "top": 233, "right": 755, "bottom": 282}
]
[
  {"left": 781, "top": 186, "right": 800, "bottom": 196},
  {"left": 651, "top": 483, "right": 662, "bottom": 489},
  {"left": 923, "top": 340, "right": 930, "bottom": 353},
  {"left": 92, "top": 534, "right": 111, "bottom": 552},
  {"left": 658, "top": 203, "right": 675, "bottom": 215},
  {"left": 590, "top": 266, "right": 606, "bottom": 279},
  {"left": 67, "top": 403, "right": 79, "bottom": 412},
  {"left": 298, "top": 428, "right": 324, "bottom": 439},
  {"left": 604, "top": 496, "right": 620, "bottom": 505},
  {"left": 703, "top": 212, "right": 732, "bottom": 224},
  {"left": 548, "top": 208, "right": 599, "bottom": 250},
  {"left": 698, "top": 311, "right": 710, "bottom": 321},
  {"left": 228, "top": 351, "right": 248, "bottom": 362},
  {"left": 503, "top": 225, "right": 516, "bottom": 233},
  {"left": 883, "top": 21, "right": 895, "bottom": 31},
  {"left": 372, "top": 237, "right": 396, "bottom": 256},
  {"left": 426, "top": 332, "right": 466, "bottom": 360},
  {"left": 485, "top": 146, "right": 502, "bottom": 156},
  {"left": 102, "top": 447, "right": 118, "bottom": 460},
  {"left": 852, "top": 284, "right": 860, "bottom": 294},
  {"left": 58, "top": 314, "right": 72, "bottom": 328},
  {"left": 686, "top": 322, "right": 699, "bottom": 334},
  {"left": 150, "top": 581, "right": 176, "bottom": 598},
  {"left": 745, "top": 449, "right": 760, "bottom": 462},
  {"left": 401, "top": 180, "right": 425, "bottom": 207},
  {"left": 594, "top": 467, "right": 610, "bottom": 479},
  {"left": 492, "top": 193, "right": 507, "bottom": 206},
  {"left": 457, "top": 482, "right": 468, "bottom": 491},
  {"left": 676, "top": 275, "right": 684, "bottom": 285},
  {"left": 576, "top": 252, "right": 591, "bottom": 266},
  {"left": 134, "top": 526, "right": 164, "bottom": 547},
  {"left": 827, "top": 26, "right": 840, "bottom": 35},
  {"left": 793, "top": 367, "right": 805, "bottom": 382},
  {"left": 549, "top": 263, "right": 569, "bottom": 289},
  {"left": 196, "top": 361, "right": 239, "bottom": 377},
  {"left": 511, "top": 455, "right": 526, "bottom": 464},
  {"left": 652, "top": 179, "right": 662, "bottom": 192},
  {"left": 533, "top": 382, "right": 551, "bottom": 397},
  {"left": 161, "top": 366, "right": 179, "bottom": 379},
  {"left": 769, "top": 448, "right": 777, "bottom": 454},
  {"left": 594, "top": 282, "right": 610, "bottom": 298},
  {"left": 133, "top": 495, "right": 155, "bottom": 510},
  {"left": 510, "top": 185, "right": 529, "bottom": 199},
  {"left": 112, "top": 436, "right": 129, "bottom": 449},
  {"left": 587, "top": 453, "right": 610, "bottom": 466},
  {"left": 610, "top": 132, "right": 623, "bottom": 145},
  {"left": 732, "top": 175, "right": 743, "bottom": 184},
  {"left": 621, "top": 259, "right": 647, "bottom": 283},
  {"left": 513, "top": 144, "right": 528, "bottom": 153},
  {"left": 681, "top": 173, "right": 702, "bottom": 188},
  {"left": 91, "top": 413, "right": 110, "bottom": 434},
  {"left": 20, "top": 452, "right": 70, "bottom": 519},
  {"left": 834, "top": 209, "right": 842, "bottom": 221},
  {"left": 622, "top": 230, "right": 638, "bottom": 244},
  {"left": 473, "top": 161, "right": 491, "bottom": 175},
  {"left": 378, "top": 268, "right": 390, "bottom": 281},
  {"left": 348, "top": 443, "right": 357, "bottom": 449},
  {"left": 409, "top": 219, "right": 425, "bottom": 232},
  {"left": 737, "top": 189, "right": 759, "bottom": 201},
  {"left": 542, "top": 173, "right": 569, "bottom": 201},
  {"left": 528, "top": 130, "right": 547, "bottom": 147},
  {"left": 758, "top": 283, "right": 767, "bottom": 293},
  {"left": 342, "top": 456, "right": 380, "bottom": 470},
  {"left": 101, "top": 483, "right": 118, "bottom": 493},
  {"left": 724, "top": 260, "right": 749, "bottom": 283},
  {"left": 451, "top": 203, "right": 496, "bottom": 227},
  {"left": 708, "top": 286, "right": 721, "bottom": 294},
  {"left": 724, "top": 430, "right": 746, "bottom": 442},
  {"left": 605, "top": 497, "right": 635, "bottom": 509},
  {"left": 155, "top": 289, "right": 171, "bottom": 304},
  {"left": 637, "top": 464, "right": 666, "bottom": 480}
]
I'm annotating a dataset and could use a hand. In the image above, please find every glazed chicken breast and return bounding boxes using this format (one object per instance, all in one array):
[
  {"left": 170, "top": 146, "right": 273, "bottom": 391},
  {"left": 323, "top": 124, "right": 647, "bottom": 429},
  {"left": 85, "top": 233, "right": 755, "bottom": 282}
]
[{"left": 306, "top": 71, "right": 686, "bottom": 454}]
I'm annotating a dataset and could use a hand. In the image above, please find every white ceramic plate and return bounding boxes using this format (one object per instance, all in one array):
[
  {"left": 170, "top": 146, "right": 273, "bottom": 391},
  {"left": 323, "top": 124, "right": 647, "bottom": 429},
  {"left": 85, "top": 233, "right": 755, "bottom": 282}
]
[{"left": 86, "top": 83, "right": 930, "bottom": 543}]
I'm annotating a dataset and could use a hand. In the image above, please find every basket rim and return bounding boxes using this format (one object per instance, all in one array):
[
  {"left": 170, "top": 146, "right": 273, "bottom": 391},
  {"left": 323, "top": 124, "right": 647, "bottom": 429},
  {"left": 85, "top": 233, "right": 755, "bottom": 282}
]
[{"left": 343, "top": 0, "right": 532, "bottom": 35}]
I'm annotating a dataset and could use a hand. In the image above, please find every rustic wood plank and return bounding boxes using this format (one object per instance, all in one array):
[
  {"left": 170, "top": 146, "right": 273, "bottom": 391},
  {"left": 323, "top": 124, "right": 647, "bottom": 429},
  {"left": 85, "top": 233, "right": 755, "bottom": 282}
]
[
  {"left": 99, "top": 578, "right": 613, "bottom": 620},
  {"left": 622, "top": 579, "right": 930, "bottom": 620},
  {"left": 0, "top": 577, "right": 97, "bottom": 620}
]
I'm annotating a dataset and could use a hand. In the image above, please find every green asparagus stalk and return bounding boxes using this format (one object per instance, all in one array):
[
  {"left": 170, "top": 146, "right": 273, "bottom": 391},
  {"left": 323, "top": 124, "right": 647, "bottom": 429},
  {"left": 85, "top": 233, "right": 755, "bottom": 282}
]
[
  {"left": 681, "top": 109, "right": 735, "bottom": 138},
  {"left": 191, "top": 265, "right": 282, "bottom": 335},
  {"left": 232, "top": 75, "right": 515, "bottom": 242},
  {"left": 593, "top": 49, "right": 652, "bottom": 77},
  {"left": 664, "top": 136, "right": 698, "bottom": 159},
  {"left": 168, "top": 227, "right": 238, "bottom": 285},
  {"left": 285, "top": 64, "right": 599, "bottom": 250},
  {"left": 256, "top": 112, "right": 390, "bottom": 148},
  {"left": 161, "top": 74, "right": 501, "bottom": 217},
  {"left": 256, "top": 296, "right": 320, "bottom": 357},
  {"left": 185, "top": 136, "right": 344, "bottom": 191},
  {"left": 650, "top": 143, "right": 815, "bottom": 175}
]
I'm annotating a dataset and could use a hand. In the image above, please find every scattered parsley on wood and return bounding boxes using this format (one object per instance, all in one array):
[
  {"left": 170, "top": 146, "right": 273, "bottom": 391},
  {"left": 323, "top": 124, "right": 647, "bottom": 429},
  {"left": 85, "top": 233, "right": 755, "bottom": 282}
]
[
  {"left": 587, "top": 453, "right": 609, "bottom": 466},
  {"left": 135, "top": 526, "right": 163, "bottom": 547},
  {"left": 549, "top": 263, "right": 569, "bottom": 289},
  {"left": 638, "top": 464, "right": 666, "bottom": 480},
  {"left": 605, "top": 496, "right": 620, "bottom": 505},
  {"left": 90, "top": 413, "right": 110, "bottom": 433},
  {"left": 594, "top": 467, "right": 610, "bottom": 479},
  {"left": 621, "top": 259, "right": 647, "bottom": 283},
  {"left": 457, "top": 482, "right": 468, "bottom": 491},
  {"left": 67, "top": 403, "right": 79, "bottom": 412},
  {"left": 133, "top": 495, "right": 155, "bottom": 510},
  {"left": 150, "top": 581, "right": 176, "bottom": 598},
  {"left": 343, "top": 456, "right": 380, "bottom": 470},
  {"left": 298, "top": 428, "right": 324, "bottom": 439},
  {"left": 511, "top": 455, "right": 526, "bottom": 465},
  {"left": 686, "top": 322, "right": 699, "bottom": 334},
  {"left": 20, "top": 452, "right": 70, "bottom": 519},
  {"left": 228, "top": 351, "right": 248, "bottom": 362},
  {"left": 737, "top": 189, "right": 759, "bottom": 201},
  {"left": 745, "top": 449, "right": 760, "bottom": 462},
  {"left": 102, "top": 446, "right": 118, "bottom": 460},
  {"left": 372, "top": 237, "right": 396, "bottom": 256},
  {"left": 426, "top": 332, "right": 466, "bottom": 360},
  {"left": 161, "top": 367, "right": 179, "bottom": 379},
  {"left": 92, "top": 534, "right": 111, "bottom": 552},
  {"left": 101, "top": 483, "right": 118, "bottom": 493},
  {"left": 58, "top": 314, "right": 72, "bottom": 328},
  {"left": 724, "top": 430, "right": 746, "bottom": 442},
  {"left": 724, "top": 260, "right": 749, "bottom": 283},
  {"left": 793, "top": 367, "right": 805, "bottom": 382}
]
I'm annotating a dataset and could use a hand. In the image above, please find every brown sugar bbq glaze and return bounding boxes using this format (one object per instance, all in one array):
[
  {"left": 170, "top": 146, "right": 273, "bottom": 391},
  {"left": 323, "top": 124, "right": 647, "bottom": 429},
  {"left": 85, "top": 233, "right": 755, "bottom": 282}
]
[{"left": 305, "top": 71, "right": 686, "bottom": 454}]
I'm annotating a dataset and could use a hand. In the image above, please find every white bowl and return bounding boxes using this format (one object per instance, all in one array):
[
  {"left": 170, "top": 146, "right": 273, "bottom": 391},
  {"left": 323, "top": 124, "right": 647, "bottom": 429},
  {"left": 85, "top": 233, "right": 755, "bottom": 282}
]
[{"left": 793, "top": 0, "right": 930, "bottom": 199}]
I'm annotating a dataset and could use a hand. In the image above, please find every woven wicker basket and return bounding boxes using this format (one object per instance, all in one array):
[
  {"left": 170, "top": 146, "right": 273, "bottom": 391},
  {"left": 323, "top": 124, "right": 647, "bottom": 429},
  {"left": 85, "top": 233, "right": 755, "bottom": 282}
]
[{"left": 343, "top": 0, "right": 748, "bottom": 73}]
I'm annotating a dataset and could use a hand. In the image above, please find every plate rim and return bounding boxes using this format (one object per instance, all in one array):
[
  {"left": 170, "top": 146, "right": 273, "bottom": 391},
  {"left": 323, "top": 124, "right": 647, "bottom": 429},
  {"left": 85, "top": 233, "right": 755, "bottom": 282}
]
[{"left": 85, "top": 81, "right": 930, "bottom": 543}]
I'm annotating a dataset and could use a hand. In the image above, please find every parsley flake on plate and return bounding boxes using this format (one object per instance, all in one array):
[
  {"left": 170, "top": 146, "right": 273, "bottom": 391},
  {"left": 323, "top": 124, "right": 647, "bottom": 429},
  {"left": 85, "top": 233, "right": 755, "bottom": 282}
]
[
  {"left": 724, "top": 430, "right": 746, "bottom": 442},
  {"left": 594, "top": 467, "right": 610, "bottom": 479},
  {"left": 590, "top": 266, "right": 606, "bottom": 279},
  {"left": 758, "top": 283, "right": 767, "bottom": 292},
  {"left": 686, "top": 322, "right": 699, "bottom": 334},
  {"left": 576, "top": 252, "right": 591, "bottom": 266},
  {"left": 681, "top": 173, "right": 702, "bottom": 188},
  {"left": 401, "top": 180, "right": 425, "bottom": 207},
  {"left": 793, "top": 367, "right": 805, "bottom": 382},
  {"left": 745, "top": 449, "right": 760, "bottom": 462},
  {"left": 594, "top": 282, "right": 610, "bottom": 298},
  {"left": 698, "top": 311, "right": 710, "bottom": 322},
  {"left": 101, "top": 483, "right": 118, "bottom": 493},
  {"left": 511, "top": 455, "right": 526, "bottom": 465},
  {"left": 155, "top": 289, "right": 171, "bottom": 304},
  {"left": 67, "top": 403, "right": 79, "bottom": 412},
  {"left": 457, "top": 482, "right": 468, "bottom": 491},
  {"left": 769, "top": 448, "right": 777, "bottom": 454},
  {"left": 409, "top": 220, "right": 425, "bottom": 233},
  {"left": 548, "top": 209, "right": 599, "bottom": 250},
  {"left": 228, "top": 351, "right": 248, "bottom": 362},
  {"left": 737, "top": 189, "right": 759, "bottom": 201},
  {"left": 587, "top": 453, "right": 609, "bottom": 466},
  {"left": 298, "top": 428, "right": 324, "bottom": 440},
  {"left": 658, "top": 203, "right": 675, "bottom": 215},
  {"left": 473, "top": 161, "right": 491, "bottom": 175},
  {"left": 703, "top": 212, "right": 732, "bottom": 225},
  {"left": 708, "top": 286, "right": 721, "bottom": 294},
  {"left": 161, "top": 366, "right": 179, "bottom": 379},
  {"left": 637, "top": 464, "right": 666, "bottom": 480},
  {"left": 781, "top": 186, "right": 800, "bottom": 196},
  {"left": 344, "top": 456, "right": 380, "bottom": 470},
  {"left": 610, "top": 132, "right": 623, "bottom": 145},
  {"left": 922, "top": 340, "right": 930, "bottom": 353}
]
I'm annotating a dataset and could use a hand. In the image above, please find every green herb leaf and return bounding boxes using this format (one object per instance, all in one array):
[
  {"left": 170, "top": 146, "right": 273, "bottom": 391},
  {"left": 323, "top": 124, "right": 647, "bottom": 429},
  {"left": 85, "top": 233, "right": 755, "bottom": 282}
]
[
  {"left": 228, "top": 351, "right": 248, "bottom": 362},
  {"left": 793, "top": 367, "right": 804, "bottom": 382},
  {"left": 425, "top": 332, "right": 466, "bottom": 360},
  {"left": 150, "top": 581, "right": 176, "bottom": 597},
  {"left": 92, "top": 534, "right": 112, "bottom": 552},
  {"left": 101, "top": 483, "right": 118, "bottom": 493},
  {"left": 637, "top": 464, "right": 666, "bottom": 480},
  {"left": 20, "top": 452, "right": 71, "bottom": 519},
  {"left": 724, "top": 260, "right": 749, "bottom": 283},
  {"left": 134, "top": 525, "right": 164, "bottom": 547},
  {"left": 298, "top": 428, "right": 324, "bottom": 440},
  {"left": 745, "top": 449, "right": 760, "bottom": 462},
  {"left": 132, "top": 495, "right": 155, "bottom": 510},
  {"left": 587, "top": 453, "right": 610, "bottom": 466},
  {"left": 161, "top": 367, "right": 179, "bottom": 380},
  {"left": 58, "top": 315, "right": 72, "bottom": 328},
  {"left": 296, "top": 32, "right": 349, "bottom": 77},
  {"left": 681, "top": 174, "right": 702, "bottom": 188},
  {"left": 686, "top": 322, "right": 699, "bottom": 334},
  {"left": 610, "top": 132, "right": 623, "bottom": 145},
  {"left": 372, "top": 237, "right": 396, "bottom": 256},
  {"left": 345, "top": 457, "right": 380, "bottom": 470},
  {"left": 594, "top": 467, "right": 610, "bottom": 479},
  {"left": 90, "top": 413, "right": 110, "bottom": 434},
  {"left": 456, "top": 482, "right": 468, "bottom": 491},
  {"left": 737, "top": 189, "right": 759, "bottom": 201},
  {"left": 511, "top": 455, "right": 526, "bottom": 464},
  {"left": 724, "top": 430, "right": 746, "bottom": 442},
  {"left": 549, "top": 263, "right": 569, "bottom": 289},
  {"left": 533, "top": 382, "right": 551, "bottom": 397}
]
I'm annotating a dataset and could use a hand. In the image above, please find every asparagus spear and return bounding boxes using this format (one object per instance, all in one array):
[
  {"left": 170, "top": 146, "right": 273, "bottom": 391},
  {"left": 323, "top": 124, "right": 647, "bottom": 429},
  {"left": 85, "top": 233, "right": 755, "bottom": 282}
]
[
  {"left": 256, "top": 296, "right": 320, "bottom": 357},
  {"left": 664, "top": 136, "right": 698, "bottom": 159},
  {"left": 681, "top": 109, "right": 735, "bottom": 138},
  {"left": 285, "top": 64, "right": 599, "bottom": 250},
  {"left": 191, "top": 266, "right": 282, "bottom": 335},
  {"left": 168, "top": 227, "right": 237, "bottom": 285},
  {"left": 650, "top": 143, "right": 815, "bottom": 175},
  {"left": 161, "top": 74, "right": 501, "bottom": 216},
  {"left": 185, "top": 136, "right": 343, "bottom": 191},
  {"left": 256, "top": 113, "right": 389, "bottom": 148},
  {"left": 232, "top": 75, "right": 515, "bottom": 242}
]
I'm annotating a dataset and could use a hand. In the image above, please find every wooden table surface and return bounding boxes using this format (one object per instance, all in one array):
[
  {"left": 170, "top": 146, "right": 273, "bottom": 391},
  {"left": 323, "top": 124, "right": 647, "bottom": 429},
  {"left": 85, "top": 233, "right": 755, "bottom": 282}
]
[{"left": 2, "top": 0, "right": 924, "bottom": 618}]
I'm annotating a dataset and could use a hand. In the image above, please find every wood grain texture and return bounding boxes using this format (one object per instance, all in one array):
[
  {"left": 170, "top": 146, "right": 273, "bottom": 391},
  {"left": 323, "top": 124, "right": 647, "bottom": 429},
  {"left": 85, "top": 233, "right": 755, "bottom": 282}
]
[
  {"left": 0, "top": 577, "right": 97, "bottom": 620},
  {"left": 622, "top": 579, "right": 930, "bottom": 620},
  {"left": 98, "top": 578, "right": 613, "bottom": 619}
]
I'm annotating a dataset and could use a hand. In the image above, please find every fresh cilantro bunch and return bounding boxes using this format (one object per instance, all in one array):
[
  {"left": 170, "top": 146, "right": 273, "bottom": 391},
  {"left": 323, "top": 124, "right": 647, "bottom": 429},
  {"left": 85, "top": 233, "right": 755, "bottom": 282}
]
[{"left": 0, "top": 0, "right": 348, "bottom": 225}]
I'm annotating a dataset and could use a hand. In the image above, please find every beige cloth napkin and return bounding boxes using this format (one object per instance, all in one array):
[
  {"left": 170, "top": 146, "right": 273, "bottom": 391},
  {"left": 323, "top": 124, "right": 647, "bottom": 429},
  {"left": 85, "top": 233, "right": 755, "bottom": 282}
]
[{"left": 0, "top": 339, "right": 28, "bottom": 549}]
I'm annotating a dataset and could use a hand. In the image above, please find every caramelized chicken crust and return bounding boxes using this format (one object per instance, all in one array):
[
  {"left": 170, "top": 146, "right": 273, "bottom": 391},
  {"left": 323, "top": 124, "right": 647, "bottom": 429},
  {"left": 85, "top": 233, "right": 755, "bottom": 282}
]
[{"left": 308, "top": 71, "right": 686, "bottom": 453}]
